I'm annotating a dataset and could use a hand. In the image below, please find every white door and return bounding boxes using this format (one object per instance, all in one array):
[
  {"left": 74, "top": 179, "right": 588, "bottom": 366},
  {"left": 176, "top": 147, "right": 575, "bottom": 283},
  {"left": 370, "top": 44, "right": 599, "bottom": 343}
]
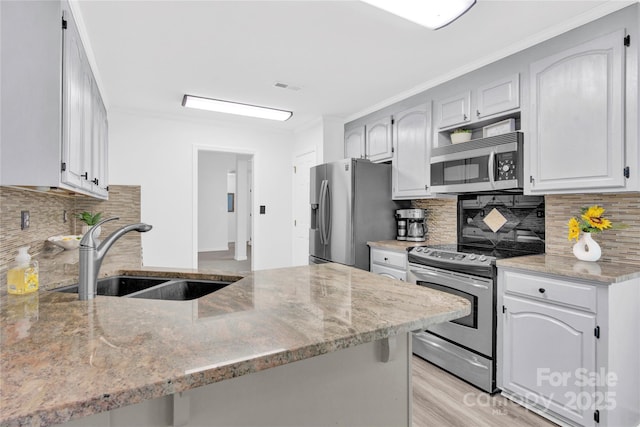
[{"left": 292, "top": 151, "right": 316, "bottom": 266}]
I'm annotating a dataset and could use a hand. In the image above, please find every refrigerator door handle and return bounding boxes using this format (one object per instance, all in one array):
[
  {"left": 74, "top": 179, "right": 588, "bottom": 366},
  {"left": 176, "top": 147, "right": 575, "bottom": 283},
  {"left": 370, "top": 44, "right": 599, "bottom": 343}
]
[
  {"left": 319, "top": 180, "right": 328, "bottom": 245},
  {"left": 323, "top": 181, "right": 331, "bottom": 244}
]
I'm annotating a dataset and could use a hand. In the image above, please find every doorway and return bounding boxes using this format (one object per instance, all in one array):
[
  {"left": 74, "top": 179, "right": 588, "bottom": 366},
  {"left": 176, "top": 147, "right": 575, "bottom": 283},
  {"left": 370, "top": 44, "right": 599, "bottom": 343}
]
[
  {"left": 195, "top": 147, "right": 254, "bottom": 273},
  {"left": 292, "top": 150, "right": 316, "bottom": 266}
]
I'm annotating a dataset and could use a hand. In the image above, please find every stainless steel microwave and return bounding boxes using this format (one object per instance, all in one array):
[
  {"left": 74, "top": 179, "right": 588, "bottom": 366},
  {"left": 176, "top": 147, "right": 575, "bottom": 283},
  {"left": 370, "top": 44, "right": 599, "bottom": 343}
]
[{"left": 430, "top": 131, "right": 523, "bottom": 193}]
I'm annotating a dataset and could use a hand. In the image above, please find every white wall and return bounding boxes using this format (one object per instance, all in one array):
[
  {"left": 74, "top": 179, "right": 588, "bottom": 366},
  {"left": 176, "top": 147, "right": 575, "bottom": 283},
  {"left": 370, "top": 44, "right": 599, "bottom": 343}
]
[
  {"left": 198, "top": 151, "right": 235, "bottom": 252},
  {"left": 321, "top": 116, "right": 345, "bottom": 163},
  {"left": 108, "top": 110, "right": 294, "bottom": 270}
]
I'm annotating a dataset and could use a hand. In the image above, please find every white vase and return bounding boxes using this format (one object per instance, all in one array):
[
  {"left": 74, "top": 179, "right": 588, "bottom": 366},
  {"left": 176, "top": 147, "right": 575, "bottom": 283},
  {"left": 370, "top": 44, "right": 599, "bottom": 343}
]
[{"left": 572, "top": 232, "right": 601, "bottom": 262}]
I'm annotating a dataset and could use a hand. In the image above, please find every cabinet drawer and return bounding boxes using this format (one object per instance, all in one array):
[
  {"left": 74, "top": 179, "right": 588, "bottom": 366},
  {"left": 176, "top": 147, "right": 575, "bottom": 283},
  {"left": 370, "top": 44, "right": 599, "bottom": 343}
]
[
  {"left": 503, "top": 270, "right": 596, "bottom": 312},
  {"left": 371, "top": 263, "right": 406, "bottom": 281},
  {"left": 371, "top": 248, "right": 407, "bottom": 269}
]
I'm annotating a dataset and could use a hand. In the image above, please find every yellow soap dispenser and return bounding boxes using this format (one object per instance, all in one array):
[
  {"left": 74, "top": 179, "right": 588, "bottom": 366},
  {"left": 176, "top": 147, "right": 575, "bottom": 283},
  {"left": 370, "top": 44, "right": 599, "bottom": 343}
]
[{"left": 7, "top": 246, "right": 39, "bottom": 295}]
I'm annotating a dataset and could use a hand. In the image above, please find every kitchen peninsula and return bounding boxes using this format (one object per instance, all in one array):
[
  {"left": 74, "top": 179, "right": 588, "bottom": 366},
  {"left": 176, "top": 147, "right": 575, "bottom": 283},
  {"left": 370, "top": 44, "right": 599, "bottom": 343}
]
[{"left": 1, "top": 263, "right": 469, "bottom": 427}]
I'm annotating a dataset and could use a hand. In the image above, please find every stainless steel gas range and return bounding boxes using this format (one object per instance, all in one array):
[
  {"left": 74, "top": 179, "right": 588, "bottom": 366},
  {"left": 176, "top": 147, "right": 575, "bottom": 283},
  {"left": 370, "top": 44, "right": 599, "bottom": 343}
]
[{"left": 408, "top": 194, "right": 545, "bottom": 393}]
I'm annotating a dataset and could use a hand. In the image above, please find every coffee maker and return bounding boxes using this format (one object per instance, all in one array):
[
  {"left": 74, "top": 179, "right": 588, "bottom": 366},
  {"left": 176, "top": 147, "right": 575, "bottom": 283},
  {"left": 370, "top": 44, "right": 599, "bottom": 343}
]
[{"left": 395, "top": 209, "right": 426, "bottom": 242}]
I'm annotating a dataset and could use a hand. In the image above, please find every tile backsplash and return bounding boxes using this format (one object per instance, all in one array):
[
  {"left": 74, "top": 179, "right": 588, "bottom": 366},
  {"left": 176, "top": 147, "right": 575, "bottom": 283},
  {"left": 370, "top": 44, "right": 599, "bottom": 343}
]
[
  {"left": 413, "top": 193, "right": 640, "bottom": 266},
  {"left": 0, "top": 185, "right": 142, "bottom": 286},
  {"left": 545, "top": 193, "right": 640, "bottom": 265},
  {"left": 411, "top": 197, "right": 458, "bottom": 245}
]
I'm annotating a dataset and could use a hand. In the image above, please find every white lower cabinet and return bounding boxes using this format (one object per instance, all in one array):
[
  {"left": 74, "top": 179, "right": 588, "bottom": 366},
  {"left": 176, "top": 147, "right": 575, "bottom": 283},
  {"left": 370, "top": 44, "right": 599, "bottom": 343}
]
[
  {"left": 370, "top": 247, "right": 407, "bottom": 281},
  {"left": 497, "top": 268, "right": 640, "bottom": 427}
]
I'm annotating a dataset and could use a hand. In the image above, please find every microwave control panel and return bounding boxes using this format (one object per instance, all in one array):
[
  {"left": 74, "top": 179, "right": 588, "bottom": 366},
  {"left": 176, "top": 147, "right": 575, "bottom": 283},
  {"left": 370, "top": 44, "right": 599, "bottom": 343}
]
[{"left": 497, "top": 152, "right": 517, "bottom": 181}]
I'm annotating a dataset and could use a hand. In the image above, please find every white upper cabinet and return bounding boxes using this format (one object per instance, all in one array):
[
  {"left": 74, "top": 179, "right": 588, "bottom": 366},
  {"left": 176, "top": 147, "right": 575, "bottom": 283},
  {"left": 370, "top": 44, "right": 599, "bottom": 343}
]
[
  {"left": 528, "top": 30, "right": 626, "bottom": 194},
  {"left": 344, "top": 125, "right": 366, "bottom": 159},
  {"left": 436, "top": 91, "right": 471, "bottom": 129},
  {"left": 61, "top": 11, "right": 86, "bottom": 190},
  {"left": 392, "top": 104, "right": 431, "bottom": 199},
  {"left": 366, "top": 116, "right": 393, "bottom": 163},
  {"left": 0, "top": 0, "right": 108, "bottom": 199},
  {"left": 435, "top": 74, "right": 520, "bottom": 132},
  {"left": 476, "top": 74, "right": 520, "bottom": 119}
]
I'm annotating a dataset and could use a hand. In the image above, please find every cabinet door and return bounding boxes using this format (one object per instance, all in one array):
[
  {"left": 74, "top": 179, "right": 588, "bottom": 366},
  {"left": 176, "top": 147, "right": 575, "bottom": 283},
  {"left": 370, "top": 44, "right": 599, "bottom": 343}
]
[
  {"left": 502, "top": 295, "right": 597, "bottom": 427},
  {"left": 476, "top": 73, "right": 519, "bottom": 119},
  {"left": 392, "top": 104, "right": 431, "bottom": 199},
  {"left": 344, "top": 125, "right": 366, "bottom": 159},
  {"left": 366, "top": 116, "right": 393, "bottom": 163},
  {"left": 436, "top": 91, "right": 471, "bottom": 129},
  {"left": 61, "top": 9, "right": 86, "bottom": 189},
  {"left": 91, "top": 84, "right": 108, "bottom": 197},
  {"left": 528, "top": 30, "right": 626, "bottom": 193},
  {"left": 80, "top": 64, "right": 94, "bottom": 192}
]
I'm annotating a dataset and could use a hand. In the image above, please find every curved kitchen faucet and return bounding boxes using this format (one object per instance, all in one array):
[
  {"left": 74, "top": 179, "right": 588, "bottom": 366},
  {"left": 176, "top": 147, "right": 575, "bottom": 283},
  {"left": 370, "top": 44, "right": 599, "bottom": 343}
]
[{"left": 78, "top": 217, "right": 153, "bottom": 300}]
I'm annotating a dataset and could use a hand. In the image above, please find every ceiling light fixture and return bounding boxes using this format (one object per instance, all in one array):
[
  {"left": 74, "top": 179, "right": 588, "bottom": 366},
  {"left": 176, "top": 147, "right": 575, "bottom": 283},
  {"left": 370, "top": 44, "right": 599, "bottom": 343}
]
[
  {"left": 361, "top": 0, "right": 476, "bottom": 30},
  {"left": 182, "top": 95, "right": 293, "bottom": 121}
]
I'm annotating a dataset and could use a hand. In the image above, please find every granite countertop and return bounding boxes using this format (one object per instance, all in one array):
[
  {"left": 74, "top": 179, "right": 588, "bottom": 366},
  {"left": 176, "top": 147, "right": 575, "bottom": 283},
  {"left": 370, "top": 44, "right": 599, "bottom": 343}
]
[
  {"left": 0, "top": 263, "right": 469, "bottom": 427},
  {"left": 367, "top": 240, "right": 427, "bottom": 251},
  {"left": 497, "top": 254, "right": 640, "bottom": 284}
]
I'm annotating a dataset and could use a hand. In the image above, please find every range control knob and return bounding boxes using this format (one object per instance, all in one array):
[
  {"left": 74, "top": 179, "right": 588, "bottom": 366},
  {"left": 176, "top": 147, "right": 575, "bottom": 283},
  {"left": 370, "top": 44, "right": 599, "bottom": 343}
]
[
  {"left": 502, "top": 165, "right": 510, "bottom": 172},
  {"left": 468, "top": 254, "right": 477, "bottom": 260},
  {"left": 479, "top": 255, "right": 487, "bottom": 262}
]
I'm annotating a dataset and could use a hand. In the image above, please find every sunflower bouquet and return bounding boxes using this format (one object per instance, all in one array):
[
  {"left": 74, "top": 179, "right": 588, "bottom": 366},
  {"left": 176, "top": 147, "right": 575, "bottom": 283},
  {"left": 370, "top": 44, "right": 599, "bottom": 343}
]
[{"left": 567, "top": 205, "right": 616, "bottom": 242}]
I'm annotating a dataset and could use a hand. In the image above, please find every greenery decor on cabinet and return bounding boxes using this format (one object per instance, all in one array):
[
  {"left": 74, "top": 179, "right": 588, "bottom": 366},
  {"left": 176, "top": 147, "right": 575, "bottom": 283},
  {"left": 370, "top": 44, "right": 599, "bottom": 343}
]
[
  {"left": 76, "top": 211, "right": 103, "bottom": 226},
  {"left": 76, "top": 211, "right": 103, "bottom": 237},
  {"left": 450, "top": 128, "right": 472, "bottom": 144}
]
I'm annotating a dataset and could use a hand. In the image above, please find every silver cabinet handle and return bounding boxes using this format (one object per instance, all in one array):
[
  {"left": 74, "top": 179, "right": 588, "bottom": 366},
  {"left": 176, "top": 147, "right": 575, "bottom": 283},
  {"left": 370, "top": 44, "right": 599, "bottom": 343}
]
[
  {"left": 476, "top": 109, "right": 480, "bottom": 117},
  {"left": 463, "top": 114, "right": 468, "bottom": 121}
]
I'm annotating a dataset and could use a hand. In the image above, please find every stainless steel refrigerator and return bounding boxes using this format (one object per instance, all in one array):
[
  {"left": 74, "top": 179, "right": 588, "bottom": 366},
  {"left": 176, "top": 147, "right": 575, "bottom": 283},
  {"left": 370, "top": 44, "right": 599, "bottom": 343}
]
[{"left": 309, "top": 158, "right": 398, "bottom": 270}]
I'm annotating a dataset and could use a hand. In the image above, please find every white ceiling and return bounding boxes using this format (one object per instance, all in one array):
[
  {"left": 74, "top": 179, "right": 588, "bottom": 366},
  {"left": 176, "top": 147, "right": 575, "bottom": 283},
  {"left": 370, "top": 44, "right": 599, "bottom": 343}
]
[{"left": 74, "top": 0, "right": 633, "bottom": 131}]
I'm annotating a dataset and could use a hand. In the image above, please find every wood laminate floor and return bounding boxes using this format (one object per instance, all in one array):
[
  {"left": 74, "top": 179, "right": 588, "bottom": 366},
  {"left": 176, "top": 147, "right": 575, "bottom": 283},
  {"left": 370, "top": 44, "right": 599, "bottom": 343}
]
[
  {"left": 198, "top": 242, "right": 252, "bottom": 274},
  {"left": 412, "top": 355, "right": 558, "bottom": 427}
]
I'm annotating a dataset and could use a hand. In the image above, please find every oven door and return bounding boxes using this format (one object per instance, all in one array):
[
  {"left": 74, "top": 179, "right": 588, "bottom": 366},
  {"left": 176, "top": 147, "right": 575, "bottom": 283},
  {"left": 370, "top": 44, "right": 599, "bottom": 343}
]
[{"left": 408, "top": 263, "right": 493, "bottom": 357}]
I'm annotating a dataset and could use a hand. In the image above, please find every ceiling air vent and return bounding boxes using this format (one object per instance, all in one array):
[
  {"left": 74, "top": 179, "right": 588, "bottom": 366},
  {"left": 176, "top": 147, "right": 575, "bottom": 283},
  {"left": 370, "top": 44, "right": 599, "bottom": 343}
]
[{"left": 273, "top": 82, "right": 301, "bottom": 91}]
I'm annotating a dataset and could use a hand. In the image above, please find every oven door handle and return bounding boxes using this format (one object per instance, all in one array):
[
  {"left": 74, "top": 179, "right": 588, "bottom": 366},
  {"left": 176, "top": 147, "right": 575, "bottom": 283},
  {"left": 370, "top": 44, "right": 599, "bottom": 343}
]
[
  {"left": 409, "top": 269, "right": 490, "bottom": 291},
  {"left": 488, "top": 150, "right": 496, "bottom": 189}
]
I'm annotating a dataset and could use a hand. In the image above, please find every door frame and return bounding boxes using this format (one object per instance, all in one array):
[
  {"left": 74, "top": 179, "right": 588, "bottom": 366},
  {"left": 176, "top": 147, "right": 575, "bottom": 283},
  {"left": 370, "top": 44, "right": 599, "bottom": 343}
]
[{"left": 192, "top": 144, "right": 257, "bottom": 269}]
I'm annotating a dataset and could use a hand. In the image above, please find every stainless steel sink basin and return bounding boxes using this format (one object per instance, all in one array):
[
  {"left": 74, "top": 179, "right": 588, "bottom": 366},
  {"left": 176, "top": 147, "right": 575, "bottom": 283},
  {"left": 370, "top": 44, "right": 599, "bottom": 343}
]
[
  {"left": 57, "top": 276, "right": 234, "bottom": 300},
  {"left": 128, "top": 280, "right": 232, "bottom": 301},
  {"left": 57, "top": 276, "right": 169, "bottom": 296}
]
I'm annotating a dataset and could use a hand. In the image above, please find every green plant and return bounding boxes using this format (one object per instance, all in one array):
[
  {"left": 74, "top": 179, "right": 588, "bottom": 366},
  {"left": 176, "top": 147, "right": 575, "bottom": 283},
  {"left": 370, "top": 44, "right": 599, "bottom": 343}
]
[
  {"left": 76, "top": 211, "right": 102, "bottom": 226},
  {"left": 452, "top": 128, "right": 472, "bottom": 134}
]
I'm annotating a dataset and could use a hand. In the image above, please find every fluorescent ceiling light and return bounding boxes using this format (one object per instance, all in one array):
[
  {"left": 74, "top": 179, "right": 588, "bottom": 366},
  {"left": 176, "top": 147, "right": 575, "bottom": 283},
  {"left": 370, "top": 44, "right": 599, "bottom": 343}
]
[
  {"left": 182, "top": 95, "right": 292, "bottom": 121},
  {"left": 362, "top": 0, "right": 476, "bottom": 30}
]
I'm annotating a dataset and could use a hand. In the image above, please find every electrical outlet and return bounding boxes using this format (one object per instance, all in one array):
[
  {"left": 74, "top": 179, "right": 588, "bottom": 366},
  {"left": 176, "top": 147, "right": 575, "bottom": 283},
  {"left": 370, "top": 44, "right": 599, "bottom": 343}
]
[
  {"left": 536, "top": 210, "right": 545, "bottom": 218},
  {"left": 21, "top": 210, "right": 30, "bottom": 230}
]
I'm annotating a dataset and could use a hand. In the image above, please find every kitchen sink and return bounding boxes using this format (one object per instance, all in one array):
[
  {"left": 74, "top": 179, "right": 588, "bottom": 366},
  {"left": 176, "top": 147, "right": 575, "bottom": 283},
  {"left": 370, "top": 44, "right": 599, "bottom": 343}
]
[
  {"left": 128, "top": 280, "right": 232, "bottom": 301},
  {"left": 57, "top": 276, "right": 170, "bottom": 296},
  {"left": 57, "top": 276, "right": 234, "bottom": 300}
]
